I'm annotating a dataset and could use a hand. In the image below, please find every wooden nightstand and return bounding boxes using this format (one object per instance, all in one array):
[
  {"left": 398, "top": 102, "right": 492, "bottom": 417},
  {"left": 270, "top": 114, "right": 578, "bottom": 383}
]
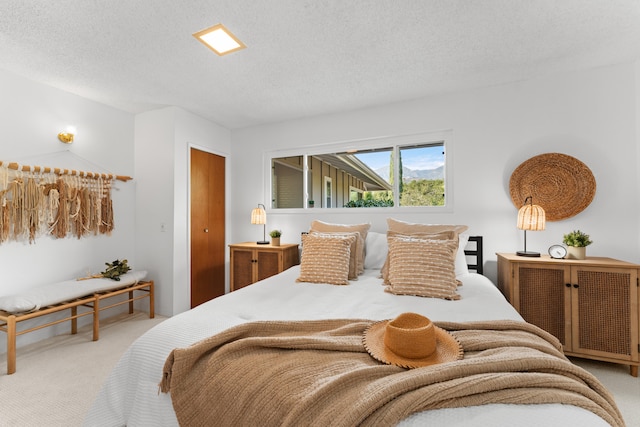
[
  {"left": 229, "top": 242, "right": 299, "bottom": 291},
  {"left": 496, "top": 253, "right": 639, "bottom": 376}
]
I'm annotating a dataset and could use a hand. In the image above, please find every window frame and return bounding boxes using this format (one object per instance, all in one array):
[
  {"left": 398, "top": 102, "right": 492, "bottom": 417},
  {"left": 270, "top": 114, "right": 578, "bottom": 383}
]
[
  {"left": 263, "top": 130, "right": 453, "bottom": 213},
  {"left": 323, "top": 176, "right": 333, "bottom": 208}
]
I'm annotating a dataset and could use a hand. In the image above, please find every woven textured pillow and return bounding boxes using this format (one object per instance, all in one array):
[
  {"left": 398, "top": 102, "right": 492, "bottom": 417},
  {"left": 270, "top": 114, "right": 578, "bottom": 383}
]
[
  {"left": 386, "top": 218, "right": 468, "bottom": 235},
  {"left": 297, "top": 234, "right": 356, "bottom": 285},
  {"left": 385, "top": 236, "right": 460, "bottom": 300},
  {"left": 309, "top": 231, "right": 360, "bottom": 279},
  {"left": 381, "top": 230, "right": 458, "bottom": 284},
  {"left": 385, "top": 218, "right": 470, "bottom": 278},
  {"left": 310, "top": 221, "right": 370, "bottom": 275}
]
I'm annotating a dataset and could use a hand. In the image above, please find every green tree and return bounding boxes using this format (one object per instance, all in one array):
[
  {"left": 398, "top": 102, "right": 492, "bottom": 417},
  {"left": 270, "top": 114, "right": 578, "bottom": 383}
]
[
  {"left": 400, "top": 179, "right": 444, "bottom": 206},
  {"left": 344, "top": 190, "right": 394, "bottom": 207}
]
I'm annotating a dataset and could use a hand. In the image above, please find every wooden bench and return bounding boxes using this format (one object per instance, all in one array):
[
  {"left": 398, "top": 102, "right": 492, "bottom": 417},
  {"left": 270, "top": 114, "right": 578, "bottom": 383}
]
[{"left": 0, "top": 280, "right": 154, "bottom": 375}]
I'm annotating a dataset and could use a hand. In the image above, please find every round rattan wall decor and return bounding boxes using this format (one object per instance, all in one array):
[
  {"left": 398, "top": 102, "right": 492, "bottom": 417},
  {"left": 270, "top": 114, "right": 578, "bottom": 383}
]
[{"left": 509, "top": 153, "right": 596, "bottom": 221}]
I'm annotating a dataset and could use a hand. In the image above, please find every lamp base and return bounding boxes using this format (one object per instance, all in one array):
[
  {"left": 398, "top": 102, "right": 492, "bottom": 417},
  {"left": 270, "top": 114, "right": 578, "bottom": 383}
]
[
  {"left": 516, "top": 250, "right": 540, "bottom": 257},
  {"left": 256, "top": 240, "right": 269, "bottom": 245}
]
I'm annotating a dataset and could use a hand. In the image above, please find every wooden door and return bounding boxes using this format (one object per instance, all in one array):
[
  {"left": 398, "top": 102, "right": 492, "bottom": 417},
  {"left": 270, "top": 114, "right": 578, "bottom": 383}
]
[{"left": 190, "top": 148, "right": 225, "bottom": 308}]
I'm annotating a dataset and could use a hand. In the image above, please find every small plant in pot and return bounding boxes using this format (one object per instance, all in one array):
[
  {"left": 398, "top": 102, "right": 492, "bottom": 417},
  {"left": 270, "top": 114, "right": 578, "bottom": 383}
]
[
  {"left": 269, "top": 229, "right": 282, "bottom": 246},
  {"left": 562, "top": 230, "right": 593, "bottom": 260}
]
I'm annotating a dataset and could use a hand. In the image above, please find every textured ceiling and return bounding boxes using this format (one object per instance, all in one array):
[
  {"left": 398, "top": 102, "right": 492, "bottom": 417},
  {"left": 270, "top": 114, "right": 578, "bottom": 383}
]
[{"left": 2, "top": 1, "right": 640, "bottom": 129}]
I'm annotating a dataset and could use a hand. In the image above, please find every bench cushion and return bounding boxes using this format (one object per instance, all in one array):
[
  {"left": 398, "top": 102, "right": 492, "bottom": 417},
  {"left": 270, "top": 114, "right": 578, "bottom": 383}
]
[{"left": 0, "top": 271, "right": 148, "bottom": 314}]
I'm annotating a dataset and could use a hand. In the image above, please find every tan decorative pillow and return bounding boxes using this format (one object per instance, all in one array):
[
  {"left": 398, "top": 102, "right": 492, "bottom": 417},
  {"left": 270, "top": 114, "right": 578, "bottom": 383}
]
[
  {"left": 386, "top": 218, "right": 468, "bottom": 235},
  {"left": 385, "top": 236, "right": 460, "bottom": 300},
  {"left": 309, "top": 220, "right": 370, "bottom": 275},
  {"left": 381, "top": 230, "right": 458, "bottom": 284},
  {"left": 309, "top": 231, "right": 360, "bottom": 279},
  {"left": 297, "top": 233, "right": 356, "bottom": 285}
]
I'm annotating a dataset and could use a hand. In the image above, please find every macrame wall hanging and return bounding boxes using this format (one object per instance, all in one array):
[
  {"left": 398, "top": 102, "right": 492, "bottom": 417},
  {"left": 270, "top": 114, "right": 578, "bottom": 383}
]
[{"left": 0, "top": 159, "right": 132, "bottom": 245}]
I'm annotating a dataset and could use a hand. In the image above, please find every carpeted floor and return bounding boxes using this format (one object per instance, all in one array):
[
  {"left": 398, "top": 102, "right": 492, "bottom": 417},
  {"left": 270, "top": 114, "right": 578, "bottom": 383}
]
[
  {"left": 0, "top": 312, "right": 166, "bottom": 427},
  {"left": 0, "top": 312, "right": 638, "bottom": 427}
]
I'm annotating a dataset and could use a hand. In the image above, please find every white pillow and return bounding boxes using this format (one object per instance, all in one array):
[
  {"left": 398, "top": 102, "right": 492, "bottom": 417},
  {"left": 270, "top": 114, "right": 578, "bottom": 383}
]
[
  {"left": 364, "top": 232, "right": 388, "bottom": 270},
  {"left": 455, "top": 234, "right": 470, "bottom": 278}
]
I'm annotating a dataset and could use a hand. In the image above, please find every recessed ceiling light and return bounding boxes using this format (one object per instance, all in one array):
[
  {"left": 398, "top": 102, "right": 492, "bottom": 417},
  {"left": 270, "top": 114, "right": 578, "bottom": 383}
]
[{"left": 193, "top": 23, "right": 246, "bottom": 56}]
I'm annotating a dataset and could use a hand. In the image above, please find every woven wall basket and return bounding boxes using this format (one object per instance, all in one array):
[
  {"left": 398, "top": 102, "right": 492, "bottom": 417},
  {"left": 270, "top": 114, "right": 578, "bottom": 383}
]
[{"left": 509, "top": 153, "right": 596, "bottom": 221}]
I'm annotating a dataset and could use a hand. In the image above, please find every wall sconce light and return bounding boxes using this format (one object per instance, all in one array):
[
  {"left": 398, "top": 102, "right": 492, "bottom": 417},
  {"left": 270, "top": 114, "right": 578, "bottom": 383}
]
[
  {"left": 250, "top": 203, "right": 269, "bottom": 245},
  {"left": 516, "top": 195, "right": 546, "bottom": 257},
  {"left": 58, "top": 132, "right": 74, "bottom": 143},
  {"left": 58, "top": 126, "right": 76, "bottom": 144}
]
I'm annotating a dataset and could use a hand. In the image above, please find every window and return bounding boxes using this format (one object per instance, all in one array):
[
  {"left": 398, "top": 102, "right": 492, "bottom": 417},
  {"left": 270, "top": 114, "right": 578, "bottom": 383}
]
[
  {"left": 267, "top": 131, "right": 452, "bottom": 211},
  {"left": 397, "top": 144, "right": 445, "bottom": 207},
  {"left": 324, "top": 176, "right": 333, "bottom": 208},
  {"left": 349, "top": 186, "right": 363, "bottom": 202}
]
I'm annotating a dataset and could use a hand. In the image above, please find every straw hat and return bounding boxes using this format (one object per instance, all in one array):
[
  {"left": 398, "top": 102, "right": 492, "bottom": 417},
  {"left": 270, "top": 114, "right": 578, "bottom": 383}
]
[{"left": 363, "top": 313, "right": 463, "bottom": 369}]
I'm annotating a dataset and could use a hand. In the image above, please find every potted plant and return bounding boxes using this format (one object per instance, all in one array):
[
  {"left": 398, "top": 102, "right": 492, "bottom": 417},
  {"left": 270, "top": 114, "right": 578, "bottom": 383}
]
[
  {"left": 308, "top": 200, "right": 314, "bottom": 208},
  {"left": 269, "top": 229, "right": 282, "bottom": 246},
  {"left": 562, "top": 230, "right": 593, "bottom": 260}
]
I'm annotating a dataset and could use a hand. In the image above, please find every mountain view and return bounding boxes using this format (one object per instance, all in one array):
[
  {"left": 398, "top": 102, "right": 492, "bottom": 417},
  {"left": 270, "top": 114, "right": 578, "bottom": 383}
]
[{"left": 374, "top": 165, "right": 444, "bottom": 182}]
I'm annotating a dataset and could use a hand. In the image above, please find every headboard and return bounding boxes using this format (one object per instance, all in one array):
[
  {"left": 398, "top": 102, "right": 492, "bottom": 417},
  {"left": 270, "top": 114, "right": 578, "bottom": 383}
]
[{"left": 465, "top": 236, "right": 484, "bottom": 275}]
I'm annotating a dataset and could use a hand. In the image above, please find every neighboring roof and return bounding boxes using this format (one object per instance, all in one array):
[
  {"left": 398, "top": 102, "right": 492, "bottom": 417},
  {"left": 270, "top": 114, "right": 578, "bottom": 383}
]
[
  {"left": 314, "top": 153, "right": 392, "bottom": 192},
  {"left": 1, "top": 1, "right": 640, "bottom": 129}
]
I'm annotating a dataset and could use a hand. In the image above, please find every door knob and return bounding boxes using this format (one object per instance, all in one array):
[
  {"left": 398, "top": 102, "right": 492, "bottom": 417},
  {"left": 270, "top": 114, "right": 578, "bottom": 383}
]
[{"left": 204, "top": 228, "right": 209, "bottom": 233}]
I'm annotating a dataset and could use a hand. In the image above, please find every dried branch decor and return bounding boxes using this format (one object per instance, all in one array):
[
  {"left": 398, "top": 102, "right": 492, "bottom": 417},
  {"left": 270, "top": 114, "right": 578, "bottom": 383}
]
[
  {"left": 0, "top": 162, "right": 121, "bottom": 244},
  {"left": 77, "top": 259, "right": 132, "bottom": 281}
]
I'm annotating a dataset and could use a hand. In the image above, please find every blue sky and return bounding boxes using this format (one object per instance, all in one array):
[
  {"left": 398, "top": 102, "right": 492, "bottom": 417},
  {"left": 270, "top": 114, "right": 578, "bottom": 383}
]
[{"left": 355, "top": 145, "right": 444, "bottom": 171}]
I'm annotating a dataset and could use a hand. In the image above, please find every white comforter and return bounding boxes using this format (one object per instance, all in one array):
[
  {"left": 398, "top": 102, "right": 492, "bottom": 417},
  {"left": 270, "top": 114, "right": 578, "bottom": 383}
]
[{"left": 84, "top": 267, "right": 610, "bottom": 427}]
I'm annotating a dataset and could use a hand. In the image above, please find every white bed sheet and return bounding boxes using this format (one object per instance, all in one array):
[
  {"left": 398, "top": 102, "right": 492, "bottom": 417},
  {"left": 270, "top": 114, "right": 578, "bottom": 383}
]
[{"left": 84, "top": 267, "right": 610, "bottom": 427}]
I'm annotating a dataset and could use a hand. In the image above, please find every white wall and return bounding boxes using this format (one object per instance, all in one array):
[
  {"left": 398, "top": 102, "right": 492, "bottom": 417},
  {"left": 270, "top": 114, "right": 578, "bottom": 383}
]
[
  {"left": 636, "top": 61, "right": 640, "bottom": 255},
  {"left": 231, "top": 62, "right": 640, "bottom": 284},
  {"left": 0, "top": 68, "right": 136, "bottom": 352},
  {"left": 135, "top": 107, "right": 231, "bottom": 316},
  {"left": 0, "top": 75, "right": 231, "bottom": 358},
  {"left": 2, "top": 59, "right": 638, "bottom": 354}
]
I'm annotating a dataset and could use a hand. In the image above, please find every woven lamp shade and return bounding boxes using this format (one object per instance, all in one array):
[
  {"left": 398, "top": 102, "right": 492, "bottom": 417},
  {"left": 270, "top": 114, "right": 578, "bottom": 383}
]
[
  {"left": 517, "top": 203, "right": 546, "bottom": 231},
  {"left": 250, "top": 204, "right": 268, "bottom": 244},
  {"left": 250, "top": 207, "right": 266, "bottom": 225},
  {"left": 509, "top": 153, "right": 595, "bottom": 221}
]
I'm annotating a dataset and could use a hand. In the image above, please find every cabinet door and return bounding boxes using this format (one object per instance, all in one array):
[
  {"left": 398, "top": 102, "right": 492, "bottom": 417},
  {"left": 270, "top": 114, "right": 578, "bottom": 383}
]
[
  {"left": 515, "top": 263, "right": 571, "bottom": 346},
  {"left": 232, "top": 249, "right": 255, "bottom": 290},
  {"left": 570, "top": 267, "right": 639, "bottom": 362},
  {"left": 257, "top": 250, "right": 280, "bottom": 281},
  {"left": 282, "top": 246, "right": 300, "bottom": 271}
]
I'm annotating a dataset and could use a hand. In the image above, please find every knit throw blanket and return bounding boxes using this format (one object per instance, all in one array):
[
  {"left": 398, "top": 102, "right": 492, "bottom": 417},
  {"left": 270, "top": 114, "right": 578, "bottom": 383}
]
[{"left": 160, "top": 319, "right": 624, "bottom": 427}]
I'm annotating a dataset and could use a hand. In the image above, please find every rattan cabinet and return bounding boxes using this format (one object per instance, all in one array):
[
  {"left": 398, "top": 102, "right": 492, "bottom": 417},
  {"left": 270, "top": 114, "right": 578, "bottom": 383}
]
[
  {"left": 229, "top": 242, "right": 299, "bottom": 291},
  {"left": 497, "top": 253, "right": 639, "bottom": 376}
]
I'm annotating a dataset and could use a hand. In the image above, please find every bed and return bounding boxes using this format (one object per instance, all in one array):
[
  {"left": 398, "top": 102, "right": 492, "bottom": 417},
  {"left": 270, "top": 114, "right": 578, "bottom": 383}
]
[{"left": 84, "top": 222, "right": 623, "bottom": 427}]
